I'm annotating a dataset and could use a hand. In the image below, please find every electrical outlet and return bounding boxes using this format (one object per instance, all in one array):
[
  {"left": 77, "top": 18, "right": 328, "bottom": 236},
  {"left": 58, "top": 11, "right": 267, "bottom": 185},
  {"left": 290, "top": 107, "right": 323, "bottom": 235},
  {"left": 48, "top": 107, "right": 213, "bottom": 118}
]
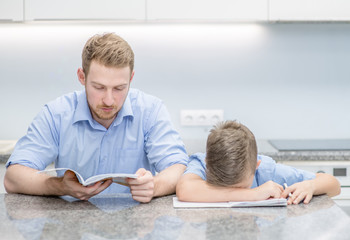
[{"left": 180, "top": 109, "right": 224, "bottom": 126}]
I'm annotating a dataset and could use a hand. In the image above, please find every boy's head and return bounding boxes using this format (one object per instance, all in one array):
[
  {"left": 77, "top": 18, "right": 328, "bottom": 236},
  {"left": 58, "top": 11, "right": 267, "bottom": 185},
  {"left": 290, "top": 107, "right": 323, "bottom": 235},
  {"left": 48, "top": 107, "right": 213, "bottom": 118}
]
[{"left": 205, "top": 120, "right": 258, "bottom": 188}]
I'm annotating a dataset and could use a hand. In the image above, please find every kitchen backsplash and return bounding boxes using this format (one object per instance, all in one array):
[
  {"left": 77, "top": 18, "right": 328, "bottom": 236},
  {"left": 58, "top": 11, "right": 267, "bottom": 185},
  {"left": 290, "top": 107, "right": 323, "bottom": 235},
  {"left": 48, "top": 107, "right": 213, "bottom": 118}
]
[{"left": 0, "top": 22, "right": 349, "bottom": 141}]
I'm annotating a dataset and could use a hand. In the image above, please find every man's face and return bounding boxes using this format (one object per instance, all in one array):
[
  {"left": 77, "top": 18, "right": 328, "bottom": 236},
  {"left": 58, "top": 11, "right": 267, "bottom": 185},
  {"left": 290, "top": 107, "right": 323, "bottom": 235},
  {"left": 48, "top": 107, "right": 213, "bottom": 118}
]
[{"left": 78, "top": 61, "right": 133, "bottom": 128}]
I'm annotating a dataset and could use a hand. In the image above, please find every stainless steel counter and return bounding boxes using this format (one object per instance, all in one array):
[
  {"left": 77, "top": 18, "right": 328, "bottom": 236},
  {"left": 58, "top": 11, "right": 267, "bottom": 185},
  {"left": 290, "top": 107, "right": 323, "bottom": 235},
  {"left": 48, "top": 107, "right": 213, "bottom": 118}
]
[{"left": 1, "top": 193, "right": 349, "bottom": 240}]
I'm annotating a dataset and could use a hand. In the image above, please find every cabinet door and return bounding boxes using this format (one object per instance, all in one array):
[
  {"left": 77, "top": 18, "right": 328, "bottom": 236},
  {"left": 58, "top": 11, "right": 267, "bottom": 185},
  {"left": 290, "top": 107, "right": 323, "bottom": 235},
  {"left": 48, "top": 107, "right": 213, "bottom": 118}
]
[
  {"left": 270, "top": 0, "right": 350, "bottom": 21},
  {"left": 25, "top": 0, "right": 145, "bottom": 20},
  {"left": 0, "top": 0, "right": 23, "bottom": 21},
  {"left": 147, "top": 0, "right": 268, "bottom": 21}
]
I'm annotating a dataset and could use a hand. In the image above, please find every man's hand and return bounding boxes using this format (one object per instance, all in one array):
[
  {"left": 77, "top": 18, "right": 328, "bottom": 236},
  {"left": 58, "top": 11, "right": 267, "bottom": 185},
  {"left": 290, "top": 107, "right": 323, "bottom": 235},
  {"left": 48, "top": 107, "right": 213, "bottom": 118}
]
[
  {"left": 4, "top": 164, "right": 112, "bottom": 199},
  {"left": 126, "top": 168, "right": 154, "bottom": 203},
  {"left": 282, "top": 180, "right": 315, "bottom": 205},
  {"left": 60, "top": 170, "right": 112, "bottom": 201},
  {"left": 253, "top": 180, "right": 284, "bottom": 200}
]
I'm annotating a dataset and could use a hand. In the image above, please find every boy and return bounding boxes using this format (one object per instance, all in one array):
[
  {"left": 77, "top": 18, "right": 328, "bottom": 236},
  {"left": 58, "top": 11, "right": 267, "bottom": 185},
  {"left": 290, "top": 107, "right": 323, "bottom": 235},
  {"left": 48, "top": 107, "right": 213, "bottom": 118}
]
[{"left": 176, "top": 120, "right": 340, "bottom": 204}]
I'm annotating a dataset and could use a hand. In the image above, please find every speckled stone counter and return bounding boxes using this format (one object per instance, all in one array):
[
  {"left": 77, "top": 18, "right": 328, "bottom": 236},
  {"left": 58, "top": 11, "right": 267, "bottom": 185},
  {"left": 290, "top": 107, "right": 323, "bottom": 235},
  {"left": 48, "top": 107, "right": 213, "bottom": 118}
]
[
  {"left": 255, "top": 140, "right": 350, "bottom": 162},
  {"left": 2, "top": 151, "right": 350, "bottom": 165},
  {"left": 261, "top": 151, "right": 350, "bottom": 161},
  {"left": 0, "top": 193, "right": 349, "bottom": 240},
  {"left": 2, "top": 139, "right": 350, "bottom": 164},
  {"left": 0, "top": 154, "right": 10, "bottom": 164}
]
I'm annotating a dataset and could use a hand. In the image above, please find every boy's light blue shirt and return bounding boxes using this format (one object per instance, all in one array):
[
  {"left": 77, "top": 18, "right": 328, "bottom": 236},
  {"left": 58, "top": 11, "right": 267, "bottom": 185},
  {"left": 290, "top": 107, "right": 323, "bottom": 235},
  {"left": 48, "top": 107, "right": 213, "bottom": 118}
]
[
  {"left": 184, "top": 153, "right": 315, "bottom": 187},
  {"left": 7, "top": 88, "right": 188, "bottom": 193}
]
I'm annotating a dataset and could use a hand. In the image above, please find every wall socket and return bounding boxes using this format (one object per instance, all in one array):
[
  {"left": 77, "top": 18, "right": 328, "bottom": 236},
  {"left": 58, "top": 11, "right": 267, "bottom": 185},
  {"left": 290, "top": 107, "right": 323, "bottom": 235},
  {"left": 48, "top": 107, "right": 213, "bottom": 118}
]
[{"left": 180, "top": 109, "right": 224, "bottom": 126}]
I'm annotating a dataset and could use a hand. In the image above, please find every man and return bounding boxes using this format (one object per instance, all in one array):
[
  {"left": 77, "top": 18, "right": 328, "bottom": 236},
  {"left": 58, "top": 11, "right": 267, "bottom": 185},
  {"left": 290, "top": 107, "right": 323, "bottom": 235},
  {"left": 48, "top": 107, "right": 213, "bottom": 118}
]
[{"left": 4, "top": 33, "right": 189, "bottom": 203}]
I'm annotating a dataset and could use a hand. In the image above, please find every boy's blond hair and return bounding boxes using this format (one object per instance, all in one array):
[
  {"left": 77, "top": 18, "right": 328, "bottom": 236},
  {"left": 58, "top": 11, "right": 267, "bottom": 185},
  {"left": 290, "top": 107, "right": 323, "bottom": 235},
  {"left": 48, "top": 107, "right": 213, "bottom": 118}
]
[
  {"left": 205, "top": 120, "right": 258, "bottom": 187},
  {"left": 82, "top": 32, "right": 134, "bottom": 77}
]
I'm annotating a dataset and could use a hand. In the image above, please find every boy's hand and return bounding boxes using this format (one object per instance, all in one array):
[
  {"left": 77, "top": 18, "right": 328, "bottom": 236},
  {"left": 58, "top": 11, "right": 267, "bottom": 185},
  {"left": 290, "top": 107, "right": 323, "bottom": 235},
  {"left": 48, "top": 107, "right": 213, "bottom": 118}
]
[
  {"left": 282, "top": 180, "right": 315, "bottom": 205},
  {"left": 254, "top": 180, "right": 284, "bottom": 200}
]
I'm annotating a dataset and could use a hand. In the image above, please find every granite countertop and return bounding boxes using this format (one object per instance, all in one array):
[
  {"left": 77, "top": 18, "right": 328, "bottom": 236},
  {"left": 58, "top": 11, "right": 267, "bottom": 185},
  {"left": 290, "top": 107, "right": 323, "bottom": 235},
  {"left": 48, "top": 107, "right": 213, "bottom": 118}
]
[
  {"left": 0, "top": 154, "right": 11, "bottom": 164},
  {"left": 0, "top": 193, "right": 349, "bottom": 240},
  {"left": 184, "top": 139, "right": 350, "bottom": 162},
  {"left": 1, "top": 139, "right": 350, "bottom": 163},
  {"left": 257, "top": 140, "right": 350, "bottom": 161},
  {"left": 261, "top": 150, "right": 350, "bottom": 162},
  {"left": 2, "top": 151, "right": 350, "bottom": 164},
  {"left": 0, "top": 140, "right": 16, "bottom": 163}
]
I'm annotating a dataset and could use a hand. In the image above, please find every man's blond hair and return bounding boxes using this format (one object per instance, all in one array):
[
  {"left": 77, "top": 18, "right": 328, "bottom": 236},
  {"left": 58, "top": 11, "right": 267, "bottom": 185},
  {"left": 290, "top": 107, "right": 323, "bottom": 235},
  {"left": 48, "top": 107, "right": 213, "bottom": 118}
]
[
  {"left": 205, "top": 120, "right": 257, "bottom": 187},
  {"left": 82, "top": 33, "right": 134, "bottom": 77}
]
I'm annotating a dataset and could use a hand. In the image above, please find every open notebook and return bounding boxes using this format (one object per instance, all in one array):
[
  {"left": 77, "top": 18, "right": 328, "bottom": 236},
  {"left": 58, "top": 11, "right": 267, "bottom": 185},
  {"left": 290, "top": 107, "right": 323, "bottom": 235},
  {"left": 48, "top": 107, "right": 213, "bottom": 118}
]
[{"left": 173, "top": 197, "right": 287, "bottom": 208}]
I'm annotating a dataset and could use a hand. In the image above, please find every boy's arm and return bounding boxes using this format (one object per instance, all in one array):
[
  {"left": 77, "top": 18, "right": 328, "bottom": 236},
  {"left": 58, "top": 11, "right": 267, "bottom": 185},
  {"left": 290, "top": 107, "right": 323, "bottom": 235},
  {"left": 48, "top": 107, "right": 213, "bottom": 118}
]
[
  {"left": 282, "top": 173, "right": 341, "bottom": 204},
  {"left": 176, "top": 173, "right": 284, "bottom": 202},
  {"left": 312, "top": 173, "right": 341, "bottom": 197}
]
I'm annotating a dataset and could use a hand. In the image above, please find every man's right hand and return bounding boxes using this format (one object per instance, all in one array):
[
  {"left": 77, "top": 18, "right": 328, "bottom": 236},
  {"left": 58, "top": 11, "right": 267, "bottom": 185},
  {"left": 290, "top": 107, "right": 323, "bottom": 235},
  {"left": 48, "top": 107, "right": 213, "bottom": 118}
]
[
  {"left": 59, "top": 170, "right": 112, "bottom": 200},
  {"left": 4, "top": 165, "right": 112, "bottom": 200}
]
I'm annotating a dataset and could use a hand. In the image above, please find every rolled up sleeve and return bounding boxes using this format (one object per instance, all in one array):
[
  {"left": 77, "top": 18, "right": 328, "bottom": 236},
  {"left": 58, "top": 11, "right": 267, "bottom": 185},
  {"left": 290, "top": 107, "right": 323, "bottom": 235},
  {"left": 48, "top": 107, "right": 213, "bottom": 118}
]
[
  {"left": 6, "top": 105, "right": 59, "bottom": 170},
  {"left": 144, "top": 102, "right": 188, "bottom": 172}
]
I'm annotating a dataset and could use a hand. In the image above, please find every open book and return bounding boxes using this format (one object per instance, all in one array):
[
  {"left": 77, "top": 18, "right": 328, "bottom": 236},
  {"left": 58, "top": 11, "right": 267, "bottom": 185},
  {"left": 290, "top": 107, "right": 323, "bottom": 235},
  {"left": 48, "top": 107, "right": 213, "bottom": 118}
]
[
  {"left": 38, "top": 168, "right": 138, "bottom": 186},
  {"left": 173, "top": 197, "right": 287, "bottom": 208}
]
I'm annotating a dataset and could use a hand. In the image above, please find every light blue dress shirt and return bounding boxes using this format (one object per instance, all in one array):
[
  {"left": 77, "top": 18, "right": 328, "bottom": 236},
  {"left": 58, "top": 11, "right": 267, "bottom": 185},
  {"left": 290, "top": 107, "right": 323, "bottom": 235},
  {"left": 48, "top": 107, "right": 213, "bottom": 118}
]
[
  {"left": 7, "top": 88, "right": 189, "bottom": 193},
  {"left": 184, "top": 153, "right": 315, "bottom": 188}
]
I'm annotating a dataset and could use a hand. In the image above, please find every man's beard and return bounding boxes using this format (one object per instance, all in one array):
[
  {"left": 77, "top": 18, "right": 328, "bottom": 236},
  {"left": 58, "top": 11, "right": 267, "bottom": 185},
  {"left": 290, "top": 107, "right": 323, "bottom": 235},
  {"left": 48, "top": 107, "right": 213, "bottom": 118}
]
[{"left": 89, "top": 104, "right": 118, "bottom": 120}]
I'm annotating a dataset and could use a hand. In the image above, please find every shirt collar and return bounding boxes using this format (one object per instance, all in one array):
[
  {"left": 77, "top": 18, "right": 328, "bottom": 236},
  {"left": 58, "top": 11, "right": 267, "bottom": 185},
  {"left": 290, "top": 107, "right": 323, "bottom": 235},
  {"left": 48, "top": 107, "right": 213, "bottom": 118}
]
[
  {"left": 112, "top": 91, "right": 134, "bottom": 126},
  {"left": 251, "top": 174, "right": 258, "bottom": 188},
  {"left": 73, "top": 90, "right": 94, "bottom": 124},
  {"left": 251, "top": 157, "right": 260, "bottom": 188},
  {"left": 73, "top": 90, "right": 134, "bottom": 127}
]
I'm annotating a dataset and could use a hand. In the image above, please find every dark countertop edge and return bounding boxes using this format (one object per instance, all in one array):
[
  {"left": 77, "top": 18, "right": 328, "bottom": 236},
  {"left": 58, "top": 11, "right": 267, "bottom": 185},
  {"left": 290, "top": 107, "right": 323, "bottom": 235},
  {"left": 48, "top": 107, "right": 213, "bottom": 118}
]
[{"left": 1, "top": 151, "right": 350, "bottom": 164}]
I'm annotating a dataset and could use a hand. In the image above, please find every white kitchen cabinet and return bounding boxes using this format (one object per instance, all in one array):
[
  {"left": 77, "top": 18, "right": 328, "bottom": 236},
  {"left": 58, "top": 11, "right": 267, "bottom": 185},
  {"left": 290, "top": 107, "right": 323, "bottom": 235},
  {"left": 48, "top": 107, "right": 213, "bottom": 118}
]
[
  {"left": 269, "top": 0, "right": 350, "bottom": 21},
  {"left": 147, "top": 0, "right": 268, "bottom": 21},
  {"left": 24, "top": 0, "right": 145, "bottom": 21},
  {"left": 0, "top": 0, "right": 23, "bottom": 21}
]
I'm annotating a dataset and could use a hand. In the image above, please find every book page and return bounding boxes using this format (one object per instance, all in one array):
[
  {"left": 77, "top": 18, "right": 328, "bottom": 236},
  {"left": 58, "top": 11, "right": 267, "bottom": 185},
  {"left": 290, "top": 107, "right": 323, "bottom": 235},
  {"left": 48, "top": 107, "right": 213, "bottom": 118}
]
[
  {"left": 38, "top": 168, "right": 86, "bottom": 184},
  {"left": 84, "top": 173, "right": 138, "bottom": 186},
  {"left": 38, "top": 168, "right": 137, "bottom": 186},
  {"left": 173, "top": 197, "right": 287, "bottom": 208}
]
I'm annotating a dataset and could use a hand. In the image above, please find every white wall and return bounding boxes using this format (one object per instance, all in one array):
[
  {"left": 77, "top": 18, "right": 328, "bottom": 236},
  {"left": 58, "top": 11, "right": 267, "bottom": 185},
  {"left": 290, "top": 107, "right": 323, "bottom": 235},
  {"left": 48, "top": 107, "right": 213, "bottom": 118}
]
[{"left": 0, "top": 22, "right": 349, "bottom": 143}]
